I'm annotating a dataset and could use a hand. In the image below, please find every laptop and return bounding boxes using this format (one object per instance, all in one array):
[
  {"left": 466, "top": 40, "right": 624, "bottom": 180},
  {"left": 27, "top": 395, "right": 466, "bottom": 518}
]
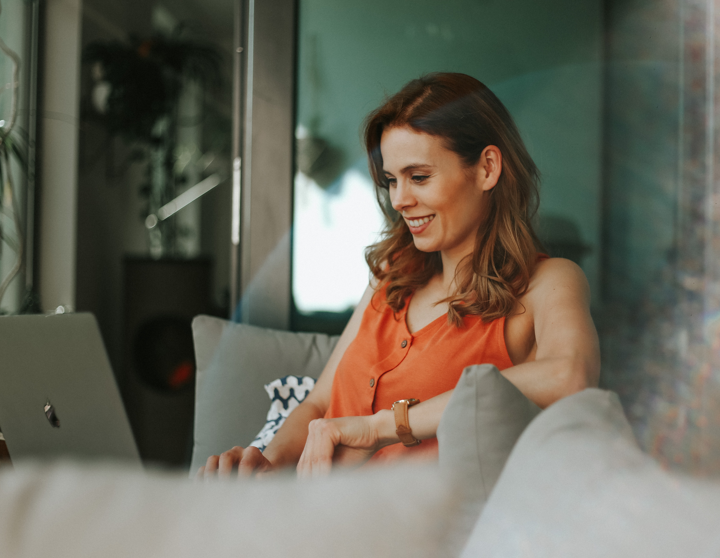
[{"left": 0, "top": 313, "right": 141, "bottom": 467}]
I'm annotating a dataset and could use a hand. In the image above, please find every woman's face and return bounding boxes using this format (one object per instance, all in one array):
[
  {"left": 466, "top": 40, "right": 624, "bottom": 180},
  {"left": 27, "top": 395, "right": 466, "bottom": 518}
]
[{"left": 381, "top": 126, "right": 498, "bottom": 259}]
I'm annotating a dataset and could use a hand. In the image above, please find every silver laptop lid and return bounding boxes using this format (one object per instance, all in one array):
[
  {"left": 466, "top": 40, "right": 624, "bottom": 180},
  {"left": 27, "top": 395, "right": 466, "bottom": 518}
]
[{"left": 0, "top": 313, "right": 141, "bottom": 466}]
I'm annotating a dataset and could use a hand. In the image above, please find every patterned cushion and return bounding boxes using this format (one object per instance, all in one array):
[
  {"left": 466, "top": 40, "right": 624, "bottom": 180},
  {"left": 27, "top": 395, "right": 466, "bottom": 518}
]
[{"left": 249, "top": 376, "right": 316, "bottom": 452}]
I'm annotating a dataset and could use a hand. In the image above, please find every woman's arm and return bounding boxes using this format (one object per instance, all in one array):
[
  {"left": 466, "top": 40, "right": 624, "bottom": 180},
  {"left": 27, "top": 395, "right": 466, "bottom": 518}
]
[
  {"left": 197, "top": 284, "right": 376, "bottom": 478},
  {"left": 296, "top": 391, "right": 451, "bottom": 478},
  {"left": 296, "top": 259, "right": 600, "bottom": 477},
  {"left": 502, "top": 258, "right": 600, "bottom": 408}
]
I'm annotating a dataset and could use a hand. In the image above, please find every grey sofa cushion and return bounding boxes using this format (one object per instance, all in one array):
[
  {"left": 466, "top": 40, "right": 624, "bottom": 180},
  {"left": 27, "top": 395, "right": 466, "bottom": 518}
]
[
  {"left": 0, "top": 462, "right": 462, "bottom": 558},
  {"left": 437, "top": 364, "right": 541, "bottom": 533},
  {"left": 190, "top": 316, "right": 339, "bottom": 473},
  {"left": 462, "top": 388, "right": 720, "bottom": 557}
]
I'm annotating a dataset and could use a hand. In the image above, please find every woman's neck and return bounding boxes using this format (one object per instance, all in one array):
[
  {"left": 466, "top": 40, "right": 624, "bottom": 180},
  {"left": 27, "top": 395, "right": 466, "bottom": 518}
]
[{"left": 439, "top": 247, "right": 473, "bottom": 295}]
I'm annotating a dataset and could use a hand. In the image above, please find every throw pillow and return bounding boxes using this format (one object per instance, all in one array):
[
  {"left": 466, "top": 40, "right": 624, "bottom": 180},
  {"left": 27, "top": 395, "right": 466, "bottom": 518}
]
[
  {"left": 249, "top": 375, "right": 317, "bottom": 452},
  {"left": 436, "top": 363, "right": 541, "bottom": 536}
]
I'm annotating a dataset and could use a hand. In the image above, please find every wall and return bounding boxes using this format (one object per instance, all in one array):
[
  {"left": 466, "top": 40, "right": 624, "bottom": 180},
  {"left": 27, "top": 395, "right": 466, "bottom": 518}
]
[{"left": 602, "top": 0, "right": 681, "bottom": 306}]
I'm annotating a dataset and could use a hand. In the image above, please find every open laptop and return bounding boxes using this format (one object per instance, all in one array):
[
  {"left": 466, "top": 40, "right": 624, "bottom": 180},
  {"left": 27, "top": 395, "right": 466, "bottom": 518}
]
[{"left": 0, "top": 313, "right": 141, "bottom": 467}]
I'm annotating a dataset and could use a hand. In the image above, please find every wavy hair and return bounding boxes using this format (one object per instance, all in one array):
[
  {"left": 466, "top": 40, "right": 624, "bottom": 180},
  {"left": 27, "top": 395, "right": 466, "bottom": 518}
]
[{"left": 364, "top": 72, "right": 542, "bottom": 326}]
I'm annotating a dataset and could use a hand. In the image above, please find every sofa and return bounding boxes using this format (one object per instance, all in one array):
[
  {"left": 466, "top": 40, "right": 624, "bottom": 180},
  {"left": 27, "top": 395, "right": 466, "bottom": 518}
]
[{"left": 1, "top": 315, "right": 719, "bottom": 557}]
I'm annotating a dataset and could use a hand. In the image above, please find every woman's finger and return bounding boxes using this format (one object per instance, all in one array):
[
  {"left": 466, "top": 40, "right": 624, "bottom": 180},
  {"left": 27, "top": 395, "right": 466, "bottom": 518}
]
[
  {"left": 297, "top": 419, "right": 339, "bottom": 479},
  {"left": 195, "top": 465, "right": 205, "bottom": 481},
  {"left": 203, "top": 455, "right": 220, "bottom": 479},
  {"left": 297, "top": 428, "right": 319, "bottom": 479},
  {"left": 238, "top": 446, "right": 268, "bottom": 477},
  {"left": 296, "top": 445, "right": 309, "bottom": 479},
  {"left": 218, "top": 447, "right": 244, "bottom": 477},
  {"left": 311, "top": 455, "right": 332, "bottom": 478}
]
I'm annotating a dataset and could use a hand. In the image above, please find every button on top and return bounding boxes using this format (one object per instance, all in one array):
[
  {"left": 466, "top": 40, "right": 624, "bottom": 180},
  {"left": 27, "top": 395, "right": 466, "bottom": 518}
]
[
  {"left": 401, "top": 339, "right": 408, "bottom": 348},
  {"left": 369, "top": 378, "right": 375, "bottom": 387}
]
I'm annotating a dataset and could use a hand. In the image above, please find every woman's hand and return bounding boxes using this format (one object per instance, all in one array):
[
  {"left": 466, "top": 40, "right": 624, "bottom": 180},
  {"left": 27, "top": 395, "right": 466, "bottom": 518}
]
[
  {"left": 296, "top": 412, "right": 392, "bottom": 478},
  {"left": 196, "top": 445, "right": 273, "bottom": 480}
]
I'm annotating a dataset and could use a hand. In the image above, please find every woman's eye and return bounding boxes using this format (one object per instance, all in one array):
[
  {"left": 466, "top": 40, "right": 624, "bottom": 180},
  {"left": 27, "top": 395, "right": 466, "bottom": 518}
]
[
  {"left": 412, "top": 175, "right": 429, "bottom": 183},
  {"left": 385, "top": 178, "right": 397, "bottom": 188}
]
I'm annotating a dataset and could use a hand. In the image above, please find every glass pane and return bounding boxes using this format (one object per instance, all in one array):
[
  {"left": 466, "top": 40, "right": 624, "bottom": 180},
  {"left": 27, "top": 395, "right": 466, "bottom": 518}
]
[
  {"left": 292, "top": 0, "right": 603, "bottom": 332},
  {"left": 77, "top": 0, "right": 235, "bottom": 467}
]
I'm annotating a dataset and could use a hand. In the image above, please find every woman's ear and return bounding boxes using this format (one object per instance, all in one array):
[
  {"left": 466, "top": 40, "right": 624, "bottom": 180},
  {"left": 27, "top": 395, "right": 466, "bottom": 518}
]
[{"left": 476, "top": 145, "right": 502, "bottom": 192}]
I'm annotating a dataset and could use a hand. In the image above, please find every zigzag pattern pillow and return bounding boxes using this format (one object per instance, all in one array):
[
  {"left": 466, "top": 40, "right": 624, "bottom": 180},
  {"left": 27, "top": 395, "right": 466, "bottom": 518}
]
[{"left": 249, "top": 376, "right": 316, "bottom": 452}]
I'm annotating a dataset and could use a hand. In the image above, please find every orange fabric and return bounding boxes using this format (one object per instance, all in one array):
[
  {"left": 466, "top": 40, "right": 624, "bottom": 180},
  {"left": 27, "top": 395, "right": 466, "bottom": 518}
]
[{"left": 324, "top": 287, "right": 514, "bottom": 464}]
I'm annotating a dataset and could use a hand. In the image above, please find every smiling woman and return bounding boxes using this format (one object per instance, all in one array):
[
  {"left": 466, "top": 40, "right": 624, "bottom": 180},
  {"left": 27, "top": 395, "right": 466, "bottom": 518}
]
[{"left": 199, "top": 72, "right": 600, "bottom": 478}]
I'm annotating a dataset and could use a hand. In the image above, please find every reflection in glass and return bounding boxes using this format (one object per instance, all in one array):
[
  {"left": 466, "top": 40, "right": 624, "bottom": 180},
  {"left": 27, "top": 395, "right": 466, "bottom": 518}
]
[
  {"left": 77, "top": 0, "right": 234, "bottom": 467},
  {"left": 293, "top": 0, "right": 720, "bottom": 471}
]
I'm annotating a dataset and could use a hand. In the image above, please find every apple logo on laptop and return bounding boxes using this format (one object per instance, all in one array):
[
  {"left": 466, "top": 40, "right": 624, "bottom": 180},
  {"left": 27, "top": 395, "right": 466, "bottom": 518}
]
[{"left": 44, "top": 400, "right": 60, "bottom": 428}]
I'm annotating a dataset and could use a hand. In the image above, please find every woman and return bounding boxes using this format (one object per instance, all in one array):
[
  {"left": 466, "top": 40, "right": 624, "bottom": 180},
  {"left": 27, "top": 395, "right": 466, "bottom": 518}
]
[{"left": 200, "top": 72, "right": 600, "bottom": 479}]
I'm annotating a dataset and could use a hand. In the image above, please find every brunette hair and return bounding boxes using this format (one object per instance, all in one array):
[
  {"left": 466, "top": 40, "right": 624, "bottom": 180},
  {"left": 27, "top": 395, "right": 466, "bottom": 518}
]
[{"left": 363, "top": 72, "right": 541, "bottom": 325}]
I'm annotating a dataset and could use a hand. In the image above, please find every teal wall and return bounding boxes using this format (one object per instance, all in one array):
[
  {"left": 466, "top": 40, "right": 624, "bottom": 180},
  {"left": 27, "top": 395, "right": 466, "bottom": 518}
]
[{"left": 296, "top": 0, "right": 604, "bottom": 305}]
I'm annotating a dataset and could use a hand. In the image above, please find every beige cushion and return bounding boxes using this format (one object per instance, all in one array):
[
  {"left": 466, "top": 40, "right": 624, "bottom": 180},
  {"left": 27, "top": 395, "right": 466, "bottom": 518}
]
[
  {"left": 437, "top": 363, "right": 541, "bottom": 536},
  {"left": 462, "top": 388, "right": 720, "bottom": 557},
  {"left": 190, "top": 316, "right": 338, "bottom": 473},
  {"left": 0, "top": 461, "right": 461, "bottom": 558}
]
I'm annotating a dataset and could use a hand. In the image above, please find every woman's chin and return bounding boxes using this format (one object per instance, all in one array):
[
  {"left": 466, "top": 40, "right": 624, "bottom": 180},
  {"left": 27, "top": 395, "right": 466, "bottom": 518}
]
[{"left": 412, "top": 238, "right": 438, "bottom": 253}]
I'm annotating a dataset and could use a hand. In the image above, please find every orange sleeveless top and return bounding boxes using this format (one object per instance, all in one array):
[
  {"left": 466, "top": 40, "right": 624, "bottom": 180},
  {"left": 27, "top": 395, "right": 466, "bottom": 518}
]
[{"left": 324, "top": 287, "right": 514, "bottom": 463}]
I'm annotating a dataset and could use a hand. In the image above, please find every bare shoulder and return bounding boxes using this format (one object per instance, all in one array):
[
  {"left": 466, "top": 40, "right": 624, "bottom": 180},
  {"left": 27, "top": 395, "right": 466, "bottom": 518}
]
[
  {"left": 528, "top": 257, "right": 590, "bottom": 302},
  {"left": 505, "top": 258, "right": 594, "bottom": 366}
]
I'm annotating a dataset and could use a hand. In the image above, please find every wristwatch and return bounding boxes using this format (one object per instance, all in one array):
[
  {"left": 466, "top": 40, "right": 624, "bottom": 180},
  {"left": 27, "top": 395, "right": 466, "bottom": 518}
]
[{"left": 392, "top": 398, "right": 422, "bottom": 447}]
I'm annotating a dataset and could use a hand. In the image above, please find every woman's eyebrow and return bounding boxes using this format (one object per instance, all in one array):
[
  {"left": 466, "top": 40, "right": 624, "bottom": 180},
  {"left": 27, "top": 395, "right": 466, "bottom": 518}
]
[{"left": 383, "top": 164, "right": 434, "bottom": 175}]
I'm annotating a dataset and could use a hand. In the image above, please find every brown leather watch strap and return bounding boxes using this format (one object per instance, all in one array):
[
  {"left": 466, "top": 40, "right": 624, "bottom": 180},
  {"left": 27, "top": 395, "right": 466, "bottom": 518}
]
[{"left": 392, "top": 398, "right": 421, "bottom": 447}]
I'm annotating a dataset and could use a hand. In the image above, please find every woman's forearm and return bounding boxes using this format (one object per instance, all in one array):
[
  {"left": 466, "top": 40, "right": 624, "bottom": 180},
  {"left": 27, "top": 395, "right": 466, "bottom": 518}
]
[
  {"left": 296, "top": 391, "right": 454, "bottom": 476},
  {"left": 373, "top": 391, "right": 454, "bottom": 448},
  {"left": 500, "top": 355, "right": 594, "bottom": 409},
  {"left": 262, "top": 400, "right": 325, "bottom": 469}
]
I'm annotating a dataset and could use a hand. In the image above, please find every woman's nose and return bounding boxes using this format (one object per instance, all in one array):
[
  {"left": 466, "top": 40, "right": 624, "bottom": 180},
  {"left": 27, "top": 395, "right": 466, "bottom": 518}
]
[{"left": 390, "top": 180, "right": 415, "bottom": 212}]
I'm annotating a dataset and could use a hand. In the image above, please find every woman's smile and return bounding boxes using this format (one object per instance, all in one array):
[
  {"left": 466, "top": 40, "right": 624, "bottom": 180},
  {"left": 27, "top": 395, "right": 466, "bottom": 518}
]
[{"left": 405, "top": 214, "right": 435, "bottom": 233}]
